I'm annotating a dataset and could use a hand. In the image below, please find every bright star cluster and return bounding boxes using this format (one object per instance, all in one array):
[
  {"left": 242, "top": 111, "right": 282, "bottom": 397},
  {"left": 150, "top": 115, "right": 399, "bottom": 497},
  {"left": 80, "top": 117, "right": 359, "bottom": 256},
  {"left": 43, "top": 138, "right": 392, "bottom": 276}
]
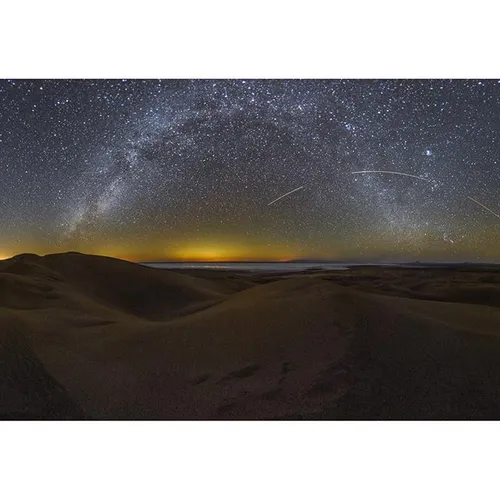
[{"left": 1, "top": 79, "right": 499, "bottom": 261}]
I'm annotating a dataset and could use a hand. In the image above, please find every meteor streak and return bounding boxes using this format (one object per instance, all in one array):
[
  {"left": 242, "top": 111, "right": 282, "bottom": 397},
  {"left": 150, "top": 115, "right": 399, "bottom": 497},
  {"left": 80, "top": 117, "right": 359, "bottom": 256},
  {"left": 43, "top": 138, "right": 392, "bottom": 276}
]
[
  {"left": 351, "top": 170, "right": 433, "bottom": 183},
  {"left": 467, "top": 196, "right": 500, "bottom": 220},
  {"left": 268, "top": 186, "right": 305, "bottom": 206}
]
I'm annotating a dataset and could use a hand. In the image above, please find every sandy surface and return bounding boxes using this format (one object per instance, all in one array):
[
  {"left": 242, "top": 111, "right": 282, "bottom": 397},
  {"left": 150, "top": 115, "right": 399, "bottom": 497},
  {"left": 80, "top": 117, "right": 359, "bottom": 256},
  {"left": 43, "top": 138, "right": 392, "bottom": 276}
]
[{"left": 2, "top": 252, "right": 500, "bottom": 419}]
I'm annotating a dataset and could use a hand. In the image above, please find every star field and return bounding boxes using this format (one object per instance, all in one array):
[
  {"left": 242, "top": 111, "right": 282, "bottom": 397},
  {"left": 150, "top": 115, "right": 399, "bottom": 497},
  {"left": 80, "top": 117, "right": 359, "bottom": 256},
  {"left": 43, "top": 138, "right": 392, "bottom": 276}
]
[{"left": 1, "top": 79, "right": 500, "bottom": 261}]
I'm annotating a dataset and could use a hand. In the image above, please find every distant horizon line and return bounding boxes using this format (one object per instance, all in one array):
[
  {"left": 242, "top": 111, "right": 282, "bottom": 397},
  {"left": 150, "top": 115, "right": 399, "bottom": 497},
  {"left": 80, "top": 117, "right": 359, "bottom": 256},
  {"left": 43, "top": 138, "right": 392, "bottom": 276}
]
[{"left": 2, "top": 251, "right": 500, "bottom": 266}]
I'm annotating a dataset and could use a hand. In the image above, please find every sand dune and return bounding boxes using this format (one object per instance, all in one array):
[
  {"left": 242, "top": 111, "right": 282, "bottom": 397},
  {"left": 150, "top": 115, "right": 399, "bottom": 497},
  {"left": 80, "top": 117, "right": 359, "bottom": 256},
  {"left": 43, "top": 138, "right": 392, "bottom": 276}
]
[
  {"left": 1, "top": 252, "right": 241, "bottom": 320},
  {"left": 1, "top": 253, "right": 500, "bottom": 419}
]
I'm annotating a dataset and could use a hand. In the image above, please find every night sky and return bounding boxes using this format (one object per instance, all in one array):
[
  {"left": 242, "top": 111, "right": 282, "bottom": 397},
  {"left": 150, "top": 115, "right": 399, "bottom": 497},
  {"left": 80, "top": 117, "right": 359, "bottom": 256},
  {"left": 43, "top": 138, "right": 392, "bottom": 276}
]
[{"left": 1, "top": 79, "right": 499, "bottom": 262}]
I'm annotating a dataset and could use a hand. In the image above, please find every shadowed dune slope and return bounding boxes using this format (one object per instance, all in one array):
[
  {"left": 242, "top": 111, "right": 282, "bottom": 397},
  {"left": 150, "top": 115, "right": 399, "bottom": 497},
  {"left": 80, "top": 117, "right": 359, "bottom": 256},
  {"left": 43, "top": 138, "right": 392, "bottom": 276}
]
[
  {"left": 0, "top": 326, "right": 84, "bottom": 419},
  {"left": 2, "top": 253, "right": 500, "bottom": 419}
]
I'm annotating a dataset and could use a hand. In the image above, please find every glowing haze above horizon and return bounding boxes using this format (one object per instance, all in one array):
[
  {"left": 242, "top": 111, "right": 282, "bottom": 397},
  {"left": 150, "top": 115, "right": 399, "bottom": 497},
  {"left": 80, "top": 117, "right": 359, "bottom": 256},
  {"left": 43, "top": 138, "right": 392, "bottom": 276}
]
[{"left": 1, "top": 79, "right": 500, "bottom": 262}]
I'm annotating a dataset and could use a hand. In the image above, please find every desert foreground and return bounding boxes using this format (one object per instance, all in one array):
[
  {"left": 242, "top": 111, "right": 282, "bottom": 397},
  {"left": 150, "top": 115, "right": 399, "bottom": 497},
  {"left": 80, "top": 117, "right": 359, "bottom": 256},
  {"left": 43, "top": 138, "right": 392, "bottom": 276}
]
[{"left": 1, "top": 252, "right": 500, "bottom": 419}]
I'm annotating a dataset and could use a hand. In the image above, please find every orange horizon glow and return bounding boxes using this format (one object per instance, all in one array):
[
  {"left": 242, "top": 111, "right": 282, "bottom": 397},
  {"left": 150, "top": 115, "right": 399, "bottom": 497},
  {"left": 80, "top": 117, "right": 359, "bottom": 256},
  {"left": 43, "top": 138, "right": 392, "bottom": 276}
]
[
  {"left": 151, "top": 257, "right": 296, "bottom": 263},
  {"left": 3, "top": 243, "right": 500, "bottom": 264},
  {"left": 153, "top": 242, "right": 306, "bottom": 263}
]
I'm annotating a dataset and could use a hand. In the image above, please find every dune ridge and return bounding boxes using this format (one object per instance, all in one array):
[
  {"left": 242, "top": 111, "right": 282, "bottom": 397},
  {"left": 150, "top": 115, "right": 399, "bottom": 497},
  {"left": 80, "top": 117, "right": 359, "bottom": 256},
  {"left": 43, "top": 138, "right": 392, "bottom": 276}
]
[{"left": 1, "top": 252, "right": 500, "bottom": 419}]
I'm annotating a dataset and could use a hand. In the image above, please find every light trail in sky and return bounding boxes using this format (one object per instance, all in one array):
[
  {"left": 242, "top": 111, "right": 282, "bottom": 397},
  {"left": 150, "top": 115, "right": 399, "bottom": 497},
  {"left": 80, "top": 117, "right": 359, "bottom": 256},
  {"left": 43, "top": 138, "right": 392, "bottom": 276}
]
[
  {"left": 351, "top": 170, "right": 433, "bottom": 183},
  {"left": 467, "top": 196, "right": 500, "bottom": 220},
  {"left": 268, "top": 186, "right": 305, "bottom": 206}
]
